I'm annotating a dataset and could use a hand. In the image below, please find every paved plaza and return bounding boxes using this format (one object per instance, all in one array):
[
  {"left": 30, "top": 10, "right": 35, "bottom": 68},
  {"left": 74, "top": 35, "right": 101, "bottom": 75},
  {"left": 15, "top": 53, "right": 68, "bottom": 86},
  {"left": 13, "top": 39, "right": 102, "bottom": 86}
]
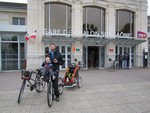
[{"left": 0, "top": 68, "right": 150, "bottom": 113}]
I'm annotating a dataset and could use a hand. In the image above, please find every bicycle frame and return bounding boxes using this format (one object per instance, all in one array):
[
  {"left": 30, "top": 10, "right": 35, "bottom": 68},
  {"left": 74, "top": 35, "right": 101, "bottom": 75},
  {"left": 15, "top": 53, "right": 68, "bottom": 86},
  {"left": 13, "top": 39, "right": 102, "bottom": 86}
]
[
  {"left": 21, "top": 70, "right": 37, "bottom": 90},
  {"left": 44, "top": 72, "right": 54, "bottom": 107},
  {"left": 18, "top": 70, "right": 45, "bottom": 104}
]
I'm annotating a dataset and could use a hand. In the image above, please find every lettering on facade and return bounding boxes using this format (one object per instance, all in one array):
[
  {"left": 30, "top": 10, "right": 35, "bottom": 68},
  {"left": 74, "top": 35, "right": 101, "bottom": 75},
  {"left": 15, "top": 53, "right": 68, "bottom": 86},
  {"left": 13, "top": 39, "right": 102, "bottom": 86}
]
[
  {"left": 43, "top": 28, "right": 132, "bottom": 39},
  {"left": 44, "top": 29, "right": 71, "bottom": 35}
]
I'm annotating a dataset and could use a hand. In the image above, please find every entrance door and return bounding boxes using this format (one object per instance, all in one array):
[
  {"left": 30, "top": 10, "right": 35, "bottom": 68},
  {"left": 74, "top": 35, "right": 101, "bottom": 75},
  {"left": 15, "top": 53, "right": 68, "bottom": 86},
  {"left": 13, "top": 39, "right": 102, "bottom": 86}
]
[
  {"left": 116, "top": 46, "right": 134, "bottom": 68},
  {"left": 59, "top": 45, "right": 71, "bottom": 70},
  {"left": 83, "top": 46, "right": 105, "bottom": 69},
  {"left": 1, "top": 42, "right": 25, "bottom": 70},
  {"left": 99, "top": 46, "right": 105, "bottom": 68},
  {"left": 88, "top": 46, "right": 99, "bottom": 68}
]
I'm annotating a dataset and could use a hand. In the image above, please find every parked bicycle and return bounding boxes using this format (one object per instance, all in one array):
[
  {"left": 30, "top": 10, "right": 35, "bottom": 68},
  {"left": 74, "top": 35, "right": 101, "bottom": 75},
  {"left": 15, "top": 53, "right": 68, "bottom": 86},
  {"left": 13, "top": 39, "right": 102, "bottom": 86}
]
[
  {"left": 17, "top": 69, "right": 45, "bottom": 104},
  {"left": 107, "top": 58, "right": 116, "bottom": 71}
]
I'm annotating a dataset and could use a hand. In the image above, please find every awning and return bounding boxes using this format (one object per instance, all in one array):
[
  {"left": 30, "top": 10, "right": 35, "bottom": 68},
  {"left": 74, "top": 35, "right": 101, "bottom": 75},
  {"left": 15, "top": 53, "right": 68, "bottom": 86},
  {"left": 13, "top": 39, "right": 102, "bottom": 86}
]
[
  {"left": 82, "top": 36, "right": 146, "bottom": 46},
  {"left": 42, "top": 35, "right": 146, "bottom": 46},
  {"left": 112, "top": 38, "right": 146, "bottom": 46},
  {"left": 42, "top": 35, "right": 78, "bottom": 44},
  {"left": 82, "top": 37, "right": 112, "bottom": 45}
]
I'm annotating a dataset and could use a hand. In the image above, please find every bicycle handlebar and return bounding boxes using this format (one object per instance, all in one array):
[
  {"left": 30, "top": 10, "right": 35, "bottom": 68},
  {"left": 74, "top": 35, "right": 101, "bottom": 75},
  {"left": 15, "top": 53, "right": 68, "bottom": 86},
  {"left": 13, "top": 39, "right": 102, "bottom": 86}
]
[{"left": 36, "top": 68, "right": 44, "bottom": 72}]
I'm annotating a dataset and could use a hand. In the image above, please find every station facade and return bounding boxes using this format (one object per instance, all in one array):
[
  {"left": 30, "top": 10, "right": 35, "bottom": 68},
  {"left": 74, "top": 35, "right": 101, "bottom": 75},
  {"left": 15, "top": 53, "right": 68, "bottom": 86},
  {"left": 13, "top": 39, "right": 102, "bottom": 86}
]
[
  {"left": 0, "top": 0, "right": 148, "bottom": 71},
  {"left": 26, "top": 0, "right": 148, "bottom": 70}
]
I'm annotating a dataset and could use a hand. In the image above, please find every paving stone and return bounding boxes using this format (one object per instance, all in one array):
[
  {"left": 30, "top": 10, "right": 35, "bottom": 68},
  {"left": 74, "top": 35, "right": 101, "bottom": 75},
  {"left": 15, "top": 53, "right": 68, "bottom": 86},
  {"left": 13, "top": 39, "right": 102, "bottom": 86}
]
[
  {"left": 1, "top": 69, "right": 150, "bottom": 113},
  {"left": 0, "top": 106, "right": 13, "bottom": 113},
  {"left": 20, "top": 105, "right": 32, "bottom": 113},
  {"left": 11, "top": 106, "right": 23, "bottom": 113}
]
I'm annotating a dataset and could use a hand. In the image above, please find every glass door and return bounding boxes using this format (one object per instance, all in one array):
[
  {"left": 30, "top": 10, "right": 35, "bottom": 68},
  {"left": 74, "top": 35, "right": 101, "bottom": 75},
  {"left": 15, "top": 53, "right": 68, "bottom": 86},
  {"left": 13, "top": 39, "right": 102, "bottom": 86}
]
[
  {"left": 83, "top": 46, "right": 87, "bottom": 69},
  {"left": 131, "top": 47, "right": 135, "bottom": 67},
  {"left": 1, "top": 43, "right": 18, "bottom": 70},
  {"left": 116, "top": 46, "right": 134, "bottom": 68},
  {"left": 99, "top": 47, "right": 105, "bottom": 68},
  {"left": 82, "top": 46, "right": 105, "bottom": 69},
  {"left": 59, "top": 45, "right": 71, "bottom": 70}
]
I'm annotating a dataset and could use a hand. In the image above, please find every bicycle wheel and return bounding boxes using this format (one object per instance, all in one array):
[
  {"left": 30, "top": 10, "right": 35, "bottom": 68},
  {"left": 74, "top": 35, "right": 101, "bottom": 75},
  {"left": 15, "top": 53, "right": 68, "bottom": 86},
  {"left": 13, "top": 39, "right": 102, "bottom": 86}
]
[
  {"left": 17, "top": 80, "right": 26, "bottom": 104},
  {"left": 35, "top": 76, "right": 45, "bottom": 93},
  {"left": 47, "top": 82, "right": 53, "bottom": 107},
  {"left": 77, "top": 76, "right": 82, "bottom": 88},
  {"left": 58, "top": 77, "right": 63, "bottom": 95}
]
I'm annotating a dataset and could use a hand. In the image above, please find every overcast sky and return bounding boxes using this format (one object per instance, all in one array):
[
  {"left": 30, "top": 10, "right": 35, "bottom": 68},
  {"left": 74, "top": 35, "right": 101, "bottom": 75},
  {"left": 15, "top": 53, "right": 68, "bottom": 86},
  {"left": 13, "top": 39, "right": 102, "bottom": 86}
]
[{"left": 0, "top": 0, "right": 149, "bottom": 15}]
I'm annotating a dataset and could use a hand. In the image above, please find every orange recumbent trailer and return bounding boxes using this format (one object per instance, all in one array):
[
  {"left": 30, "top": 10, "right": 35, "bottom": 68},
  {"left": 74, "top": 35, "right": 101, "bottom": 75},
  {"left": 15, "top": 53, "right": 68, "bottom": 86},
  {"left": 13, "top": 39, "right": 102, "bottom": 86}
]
[{"left": 63, "top": 63, "right": 82, "bottom": 88}]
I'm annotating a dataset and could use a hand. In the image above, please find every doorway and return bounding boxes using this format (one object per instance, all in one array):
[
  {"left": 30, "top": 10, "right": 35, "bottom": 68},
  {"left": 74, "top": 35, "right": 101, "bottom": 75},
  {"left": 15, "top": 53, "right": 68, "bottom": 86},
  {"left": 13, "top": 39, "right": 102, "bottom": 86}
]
[
  {"left": 83, "top": 46, "right": 105, "bottom": 69},
  {"left": 59, "top": 45, "right": 71, "bottom": 70},
  {"left": 115, "top": 46, "right": 135, "bottom": 68},
  {"left": 88, "top": 46, "right": 99, "bottom": 68}
]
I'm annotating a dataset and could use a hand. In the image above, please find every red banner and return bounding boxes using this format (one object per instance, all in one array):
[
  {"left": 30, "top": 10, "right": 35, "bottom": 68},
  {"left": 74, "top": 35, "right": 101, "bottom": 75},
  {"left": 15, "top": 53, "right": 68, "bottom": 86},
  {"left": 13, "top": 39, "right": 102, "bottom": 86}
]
[
  {"left": 109, "top": 49, "right": 114, "bottom": 52},
  {"left": 72, "top": 46, "right": 76, "bottom": 52},
  {"left": 137, "top": 31, "right": 147, "bottom": 38}
]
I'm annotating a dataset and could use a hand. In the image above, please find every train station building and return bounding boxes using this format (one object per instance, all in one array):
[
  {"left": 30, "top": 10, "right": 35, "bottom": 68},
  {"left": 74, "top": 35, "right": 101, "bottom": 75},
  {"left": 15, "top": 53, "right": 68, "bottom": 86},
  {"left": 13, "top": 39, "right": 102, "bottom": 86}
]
[
  {"left": 27, "top": 0, "right": 148, "bottom": 70},
  {"left": 0, "top": 0, "right": 148, "bottom": 71}
]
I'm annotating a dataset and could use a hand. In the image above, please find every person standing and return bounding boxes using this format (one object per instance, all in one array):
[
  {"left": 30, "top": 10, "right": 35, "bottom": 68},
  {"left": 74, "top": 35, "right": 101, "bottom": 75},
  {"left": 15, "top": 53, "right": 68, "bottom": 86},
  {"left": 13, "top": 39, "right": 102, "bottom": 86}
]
[
  {"left": 49, "top": 43, "right": 63, "bottom": 102},
  {"left": 126, "top": 53, "right": 129, "bottom": 69},
  {"left": 122, "top": 52, "right": 127, "bottom": 69}
]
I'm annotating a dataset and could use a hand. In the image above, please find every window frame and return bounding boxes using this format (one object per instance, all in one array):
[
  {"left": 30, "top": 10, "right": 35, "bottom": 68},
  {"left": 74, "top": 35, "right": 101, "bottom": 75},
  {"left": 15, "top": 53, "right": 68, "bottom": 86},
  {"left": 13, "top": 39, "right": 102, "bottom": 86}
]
[
  {"left": 116, "top": 9, "right": 135, "bottom": 37},
  {"left": 44, "top": 2, "right": 72, "bottom": 34},
  {"left": 12, "top": 17, "right": 25, "bottom": 25},
  {"left": 83, "top": 6, "right": 105, "bottom": 35},
  {"left": 0, "top": 33, "right": 26, "bottom": 70}
]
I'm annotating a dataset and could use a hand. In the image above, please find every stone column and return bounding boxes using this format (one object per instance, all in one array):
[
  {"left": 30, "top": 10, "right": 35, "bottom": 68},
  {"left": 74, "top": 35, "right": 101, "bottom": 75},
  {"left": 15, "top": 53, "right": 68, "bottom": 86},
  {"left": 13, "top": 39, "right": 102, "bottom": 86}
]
[
  {"left": 71, "top": 1, "right": 83, "bottom": 62},
  {"left": 135, "top": 1, "right": 148, "bottom": 67},
  {"left": 27, "top": 0, "right": 44, "bottom": 70},
  {"left": 105, "top": 4, "right": 116, "bottom": 68}
]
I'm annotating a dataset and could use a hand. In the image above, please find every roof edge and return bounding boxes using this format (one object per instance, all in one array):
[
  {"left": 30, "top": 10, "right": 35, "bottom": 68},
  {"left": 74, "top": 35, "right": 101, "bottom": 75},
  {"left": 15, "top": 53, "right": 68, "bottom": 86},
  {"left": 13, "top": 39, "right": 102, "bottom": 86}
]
[{"left": 0, "top": 0, "right": 27, "bottom": 4}]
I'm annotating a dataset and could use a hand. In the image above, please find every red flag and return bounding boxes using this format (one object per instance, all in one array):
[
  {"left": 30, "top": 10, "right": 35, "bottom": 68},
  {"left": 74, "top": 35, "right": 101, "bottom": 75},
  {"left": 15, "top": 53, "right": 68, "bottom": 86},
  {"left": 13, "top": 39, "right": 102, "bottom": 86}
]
[
  {"left": 25, "top": 33, "right": 29, "bottom": 41},
  {"left": 30, "top": 31, "right": 36, "bottom": 39}
]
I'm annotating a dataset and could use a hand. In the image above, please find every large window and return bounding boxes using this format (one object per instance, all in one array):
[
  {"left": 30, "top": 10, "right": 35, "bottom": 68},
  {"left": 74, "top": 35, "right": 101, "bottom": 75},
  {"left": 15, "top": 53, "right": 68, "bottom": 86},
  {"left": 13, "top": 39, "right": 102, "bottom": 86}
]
[
  {"left": 148, "top": 27, "right": 150, "bottom": 32},
  {"left": 44, "top": 3, "right": 71, "bottom": 34},
  {"left": 12, "top": 17, "right": 25, "bottom": 25},
  {"left": 116, "top": 10, "right": 134, "bottom": 37},
  {"left": 83, "top": 6, "right": 105, "bottom": 35},
  {"left": 1, "top": 33, "right": 26, "bottom": 70},
  {"left": 148, "top": 16, "right": 150, "bottom": 24}
]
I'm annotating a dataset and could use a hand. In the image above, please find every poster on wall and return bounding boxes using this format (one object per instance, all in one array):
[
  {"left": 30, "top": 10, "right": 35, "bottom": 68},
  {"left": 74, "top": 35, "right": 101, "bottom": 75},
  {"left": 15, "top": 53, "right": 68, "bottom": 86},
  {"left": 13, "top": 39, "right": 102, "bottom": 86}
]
[
  {"left": 72, "top": 41, "right": 82, "bottom": 55},
  {"left": 109, "top": 48, "right": 114, "bottom": 53}
]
